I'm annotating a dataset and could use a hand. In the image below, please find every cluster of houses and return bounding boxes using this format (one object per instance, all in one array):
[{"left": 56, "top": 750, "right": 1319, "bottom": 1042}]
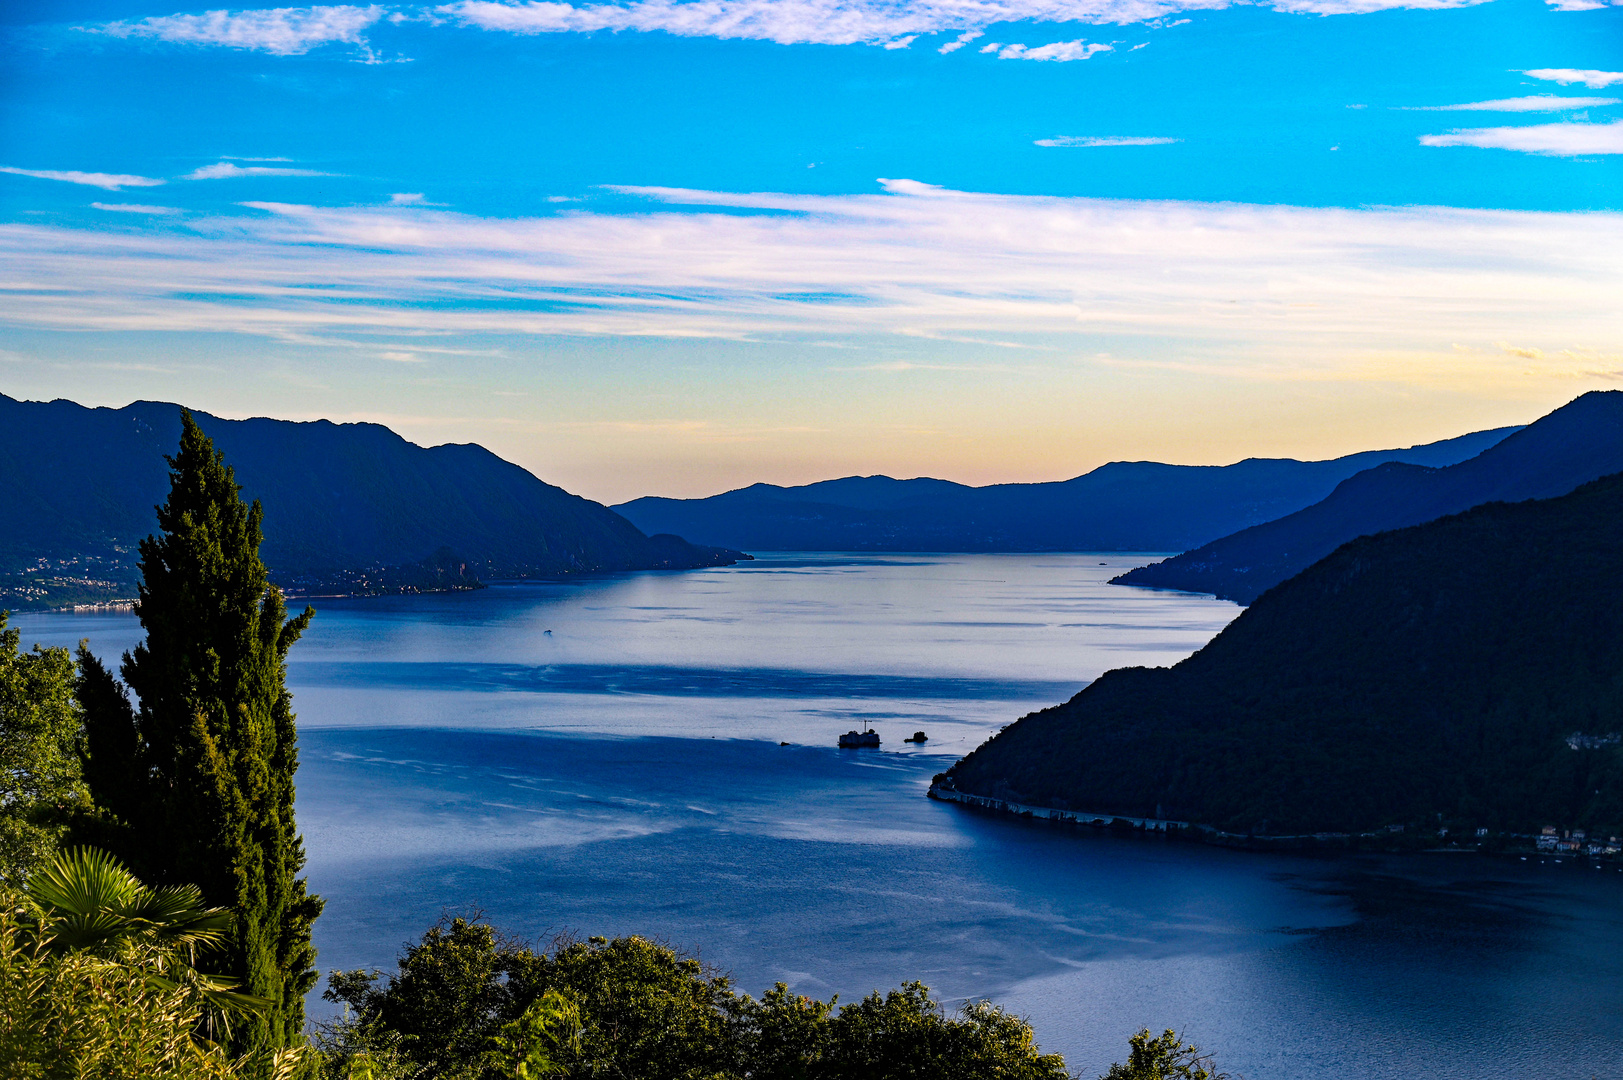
[
  {"left": 1566, "top": 731, "right": 1622, "bottom": 751},
  {"left": 1536, "top": 826, "right": 1622, "bottom": 856}
]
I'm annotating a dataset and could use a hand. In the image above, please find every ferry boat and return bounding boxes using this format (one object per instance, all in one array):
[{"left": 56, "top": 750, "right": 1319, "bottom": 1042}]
[{"left": 838, "top": 726, "right": 881, "bottom": 748}]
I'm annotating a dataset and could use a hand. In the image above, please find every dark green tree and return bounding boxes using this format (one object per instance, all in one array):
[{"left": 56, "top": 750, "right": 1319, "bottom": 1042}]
[
  {"left": 323, "top": 915, "right": 1079, "bottom": 1080},
  {"left": 0, "top": 613, "right": 91, "bottom": 884},
  {"left": 78, "top": 411, "right": 322, "bottom": 1057},
  {"left": 1098, "top": 1029, "right": 1228, "bottom": 1080}
]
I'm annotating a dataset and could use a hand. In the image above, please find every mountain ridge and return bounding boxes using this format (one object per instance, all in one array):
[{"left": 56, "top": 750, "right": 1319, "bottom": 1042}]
[
  {"left": 613, "top": 426, "right": 1520, "bottom": 553},
  {"left": 0, "top": 394, "right": 742, "bottom": 609},
  {"left": 1115, "top": 391, "right": 1623, "bottom": 603}
]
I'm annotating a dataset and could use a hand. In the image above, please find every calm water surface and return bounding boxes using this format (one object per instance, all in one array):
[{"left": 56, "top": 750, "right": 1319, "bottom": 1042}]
[{"left": 17, "top": 554, "right": 1623, "bottom": 1079}]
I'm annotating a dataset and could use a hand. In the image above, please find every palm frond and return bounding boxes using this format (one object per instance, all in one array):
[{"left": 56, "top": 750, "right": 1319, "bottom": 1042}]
[
  {"left": 25, "top": 846, "right": 235, "bottom": 957},
  {"left": 25, "top": 846, "right": 142, "bottom": 916}
]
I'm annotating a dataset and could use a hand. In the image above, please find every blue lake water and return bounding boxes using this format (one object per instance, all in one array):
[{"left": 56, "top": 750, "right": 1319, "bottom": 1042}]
[{"left": 15, "top": 553, "right": 1623, "bottom": 1079}]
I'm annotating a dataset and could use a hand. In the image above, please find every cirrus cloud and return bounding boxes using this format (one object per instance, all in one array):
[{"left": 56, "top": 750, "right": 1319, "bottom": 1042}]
[
  {"left": 185, "top": 162, "right": 334, "bottom": 179},
  {"left": 92, "top": 203, "right": 184, "bottom": 214},
  {"left": 1406, "top": 94, "right": 1620, "bottom": 111},
  {"left": 1420, "top": 119, "right": 1623, "bottom": 155},
  {"left": 0, "top": 183, "right": 1618, "bottom": 391},
  {"left": 1035, "top": 135, "right": 1178, "bottom": 146},
  {"left": 99, "top": 5, "right": 387, "bottom": 56},
  {"left": 86, "top": 0, "right": 1505, "bottom": 56},
  {"left": 1524, "top": 69, "right": 1623, "bottom": 89},
  {"left": 436, "top": 0, "right": 1491, "bottom": 48},
  {"left": 993, "top": 39, "right": 1111, "bottom": 59},
  {"left": 0, "top": 166, "right": 167, "bottom": 190}
]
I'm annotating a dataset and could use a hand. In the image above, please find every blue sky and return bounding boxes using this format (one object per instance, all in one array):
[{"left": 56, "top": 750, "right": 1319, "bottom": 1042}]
[{"left": 0, "top": 0, "right": 1619, "bottom": 500}]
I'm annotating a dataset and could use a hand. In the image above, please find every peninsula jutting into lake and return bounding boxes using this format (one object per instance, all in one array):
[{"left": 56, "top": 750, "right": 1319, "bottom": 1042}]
[{"left": 939, "top": 463, "right": 1623, "bottom": 846}]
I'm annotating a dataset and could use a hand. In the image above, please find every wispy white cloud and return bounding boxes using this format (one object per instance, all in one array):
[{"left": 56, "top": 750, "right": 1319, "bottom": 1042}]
[
  {"left": 440, "top": 0, "right": 1193, "bottom": 45},
  {"left": 436, "top": 0, "right": 1489, "bottom": 48},
  {"left": 1406, "top": 94, "right": 1620, "bottom": 111},
  {"left": 1524, "top": 68, "right": 1623, "bottom": 89},
  {"left": 0, "top": 184, "right": 1618, "bottom": 391},
  {"left": 1267, "top": 0, "right": 1486, "bottom": 10},
  {"left": 185, "top": 161, "right": 333, "bottom": 179},
  {"left": 0, "top": 166, "right": 166, "bottom": 191},
  {"left": 1541, "top": 0, "right": 1617, "bottom": 11},
  {"left": 994, "top": 39, "right": 1110, "bottom": 59},
  {"left": 1420, "top": 119, "right": 1623, "bottom": 155},
  {"left": 1035, "top": 134, "right": 1178, "bottom": 146},
  {"left": 84, "top": 0, "right": 1503, "bottom": 61},
  {"left": 92, "top": 202, "right": 183, "bottom": 214},
  {"left": 99, "top": 5, "right": 386, "bottom": 56}
]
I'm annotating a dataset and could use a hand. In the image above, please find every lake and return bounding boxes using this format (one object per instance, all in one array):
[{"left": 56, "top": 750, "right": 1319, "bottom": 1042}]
[{"left": 15, "top": 553, "right": 1623, "bottom": 1079}]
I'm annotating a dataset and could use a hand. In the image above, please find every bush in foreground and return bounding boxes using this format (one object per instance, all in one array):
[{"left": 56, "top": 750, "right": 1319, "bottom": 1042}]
[
  {"left": 0, "top": 847, "right": 301, "bottom": 1079},
  {"left": 319, "top": 915, "right": 1224, "bottom": 1080}
]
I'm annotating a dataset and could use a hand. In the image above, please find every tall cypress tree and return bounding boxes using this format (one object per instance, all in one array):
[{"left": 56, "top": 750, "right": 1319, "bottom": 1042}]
[{"left": 78, "top": 411, "right": 322, "bottom": 1054}]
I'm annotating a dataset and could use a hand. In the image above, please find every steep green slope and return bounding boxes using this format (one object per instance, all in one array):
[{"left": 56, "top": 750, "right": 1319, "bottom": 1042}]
[
  {"left": 1115, "top": 391, "right": 1623, "bottom": 604},
  {"left": 943, "top": 472, "right": 1623, "bottom": 838},
  {"left": 0, "top": 395, "right": 740, "bottom": 608},
  {"left": 613, "top": 426, "right": 1516, "bottom": 553}
]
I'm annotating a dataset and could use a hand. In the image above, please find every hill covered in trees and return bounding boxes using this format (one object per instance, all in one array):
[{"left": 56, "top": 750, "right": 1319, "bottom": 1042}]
[
  {"left": 940, "top": 470, "right": 1623, "bottom": 839},
  {"left": 0, "top": 395, "right": 741, "bottom": 608},
  {"left": 613, "top": 427, "right": 1515, "bottom": 553},
  {"left": 1114, "top": 391, "right": 1623, "bottom": 604}
]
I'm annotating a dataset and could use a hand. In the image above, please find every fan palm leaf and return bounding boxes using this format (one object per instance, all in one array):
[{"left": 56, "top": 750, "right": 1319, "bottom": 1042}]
[
  {"left": 26, "top": 846, "right": 234, "bottom": 955},
  {"left": 23, "top": 846, "right": 271, "bottom": 1024}
]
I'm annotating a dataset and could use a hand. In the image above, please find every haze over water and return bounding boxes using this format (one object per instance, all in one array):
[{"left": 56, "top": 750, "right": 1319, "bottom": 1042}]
[{"left": 17, "top": 554, "right": 1623, "bottom": 1079}]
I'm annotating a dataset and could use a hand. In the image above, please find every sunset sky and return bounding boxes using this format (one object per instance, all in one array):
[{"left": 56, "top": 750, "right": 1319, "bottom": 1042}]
[{"left": 1, "top": 0, "right": 1619, "bottom": 502}]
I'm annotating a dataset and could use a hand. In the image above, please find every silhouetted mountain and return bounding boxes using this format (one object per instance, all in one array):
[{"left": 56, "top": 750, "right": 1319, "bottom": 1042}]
[
  {"left": 1115, "top": 392, "right": 1623, "bottom": 604},
  {"left": 941, "top": 471, "right": 1623, "bottom": 838},
  {"left": 0, "top": 395, "right": 741, "bottom": 608},
  {"left": 613, "top": 427, "right": 1517, "bottom": 553}
]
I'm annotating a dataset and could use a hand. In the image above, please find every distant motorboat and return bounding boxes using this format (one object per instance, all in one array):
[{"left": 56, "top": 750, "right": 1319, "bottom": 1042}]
[
  {"left": 904, "top": 731, "right": 929, "bottom": 743},
  {"left": 838, "top": 727, "right": 881, "bottom": 748}
]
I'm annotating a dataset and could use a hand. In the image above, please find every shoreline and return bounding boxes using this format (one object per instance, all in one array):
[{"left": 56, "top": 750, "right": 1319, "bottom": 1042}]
[{"left": 927, "top": 781, "right": 1619, "bottom": 859}]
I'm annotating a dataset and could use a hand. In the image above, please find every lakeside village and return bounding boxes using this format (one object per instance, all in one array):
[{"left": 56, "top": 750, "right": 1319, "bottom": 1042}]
[
  {"left": 926, "top": 778, "right": 1623, "bottom": 860},
  {"left": 1536, "top": 826, "right": 1621, "bottom": 856}
]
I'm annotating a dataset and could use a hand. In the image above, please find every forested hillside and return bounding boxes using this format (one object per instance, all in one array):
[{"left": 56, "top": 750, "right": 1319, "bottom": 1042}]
[
  {"left": 943, "top": 471, "right": 1623, "bottom": 838},
  {"left": 1115, "top": 391, "right": 1623, "bottom": 604},
  {"left": 0, "top": 396, "right": 740, "bottom": 608}
]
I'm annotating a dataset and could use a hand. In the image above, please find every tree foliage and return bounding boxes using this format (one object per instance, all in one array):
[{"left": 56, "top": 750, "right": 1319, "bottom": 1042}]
[
  {"left": 0, "top": 871, "right": 302, "bottom": 1080},
  {"left": 0, "top": 613, "right": 89, "bottom": 886},
  {"left": 1098, "top": 1030, "right": 1227, "bottom": 1080},
  {"left": 739, "top": 980, "right": 1071, "bottom": 1080},
  {"left": 22, "top": 845, "right": 272, "bottom": 1035},
  {"left": 77, "top": 411, "right": 322, "bottom": 1056},
  {"left": 321, "top": 916, "right": 1079, "bottom": 1080}
]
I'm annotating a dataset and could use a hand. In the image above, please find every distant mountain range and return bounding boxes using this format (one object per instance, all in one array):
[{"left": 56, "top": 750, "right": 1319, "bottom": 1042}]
[
  {"left": 1115, "top": 391, "right": 1623, "bottom": 604},
  {"left": 0, "top": 396, "right": 741, "bottom": 609},
  {"left": 613, "top": 426, "right": 1518, "bottom": 554},
  {"left": 940, "top": 468, "right": 1623, "bottom": 839}
]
